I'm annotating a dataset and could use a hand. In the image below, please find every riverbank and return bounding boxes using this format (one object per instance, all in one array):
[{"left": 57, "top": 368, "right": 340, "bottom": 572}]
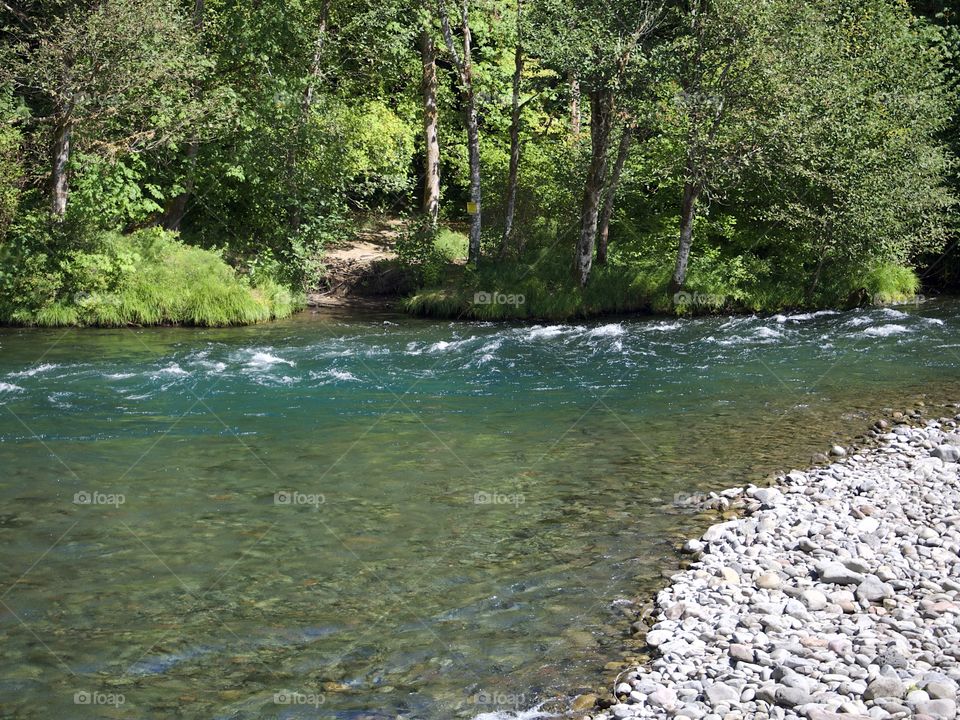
[
  {"left": 579, "top": 407, "right": 960, "bottom": 720},
  {"left": 402, "top": 255, "right": 924, "bottom": 321}
]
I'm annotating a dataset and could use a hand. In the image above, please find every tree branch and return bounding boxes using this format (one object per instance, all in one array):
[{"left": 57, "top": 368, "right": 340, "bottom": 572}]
[
  {"left": 1, "top": 0, "right": 29, "bottom": 25},
  {"left": 437, "top": 0, "right": 464, "bottom": 77}
]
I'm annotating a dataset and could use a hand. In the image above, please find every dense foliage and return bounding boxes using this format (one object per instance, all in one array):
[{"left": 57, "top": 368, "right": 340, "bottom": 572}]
[{"left": 0, "top": 0, "right": 957, "bottom": 323}]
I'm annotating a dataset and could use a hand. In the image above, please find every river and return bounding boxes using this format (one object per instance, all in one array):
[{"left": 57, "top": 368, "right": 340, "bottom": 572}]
[{"left": 0, "top": 301, "right": 958, "bottom": 719}]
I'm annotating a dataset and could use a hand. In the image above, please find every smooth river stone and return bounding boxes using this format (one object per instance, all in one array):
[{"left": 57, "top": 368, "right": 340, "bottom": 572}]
[
  {"left": 932, "top": 445, "right": 960, "bottom": 463},
  {"left": 704, "top": 682, "right": 740, "bottom": 705},
  {"left": 646, "top": 629, "right": 672, "bottom": 647},
  {"left": 801, "top": 589, "right": 828, "bottom": 610},
  {"left": 816, "top": 561, "right": 865, "bottom": 585},
  {"left": 863, "top": 676, "right": 906, "bottom": 700},
  {"left": 756, "top": 572, "right": 781, "bottom": 589}
]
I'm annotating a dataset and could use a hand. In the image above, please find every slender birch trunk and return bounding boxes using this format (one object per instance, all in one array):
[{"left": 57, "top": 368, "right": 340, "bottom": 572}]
[
  {"left": 439, "top": 0, "right": 481, "bottom": 265},
  {"left": 670, "top": 172, "right": 700, "bottom": 293},
  {"left": 596, "top": 123, "right": 633, "bottom": 265},
  {"left": 574, "top": 89, "right": 613, "bottom": 287},
  {"left": 499, "top": 0, "right": 523, "bottom": 256},
  {"left": 420, "top": 29, "right": 441, "bottom": 226},
  {"left": 50, "top": 114, "right": 71, "bottom": 218}
]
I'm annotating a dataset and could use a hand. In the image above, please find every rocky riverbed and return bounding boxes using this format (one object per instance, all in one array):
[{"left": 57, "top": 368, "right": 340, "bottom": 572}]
[{"left": 587, "top": 413, "right": 960, "bottom": 720}]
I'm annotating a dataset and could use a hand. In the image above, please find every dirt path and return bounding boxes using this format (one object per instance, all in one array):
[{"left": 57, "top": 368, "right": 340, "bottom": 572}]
[{"left": 308, "top": 218, "right": 407, "bottom": 308}]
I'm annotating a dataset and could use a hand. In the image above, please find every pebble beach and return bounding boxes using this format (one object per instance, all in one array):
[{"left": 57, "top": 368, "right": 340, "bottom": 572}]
[{"left": 586, "top": 411, "right": 960, "bottom": 720}]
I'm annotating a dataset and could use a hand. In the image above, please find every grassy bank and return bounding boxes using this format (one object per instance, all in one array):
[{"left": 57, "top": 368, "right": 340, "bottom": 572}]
[
  {"left": 0, "top": 227, "right": 303, "bottom": 327},
  {"left": 402, "top": 242, "right": 922, "bottom": 320}
]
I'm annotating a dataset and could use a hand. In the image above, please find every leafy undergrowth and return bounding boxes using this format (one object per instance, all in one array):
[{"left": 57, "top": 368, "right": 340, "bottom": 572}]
[
  {"left": 1, "top": 227, "right": 303, "bottom": 327},
  {"left": 402, "top": 250, "right": 923, "bottom": 320}
]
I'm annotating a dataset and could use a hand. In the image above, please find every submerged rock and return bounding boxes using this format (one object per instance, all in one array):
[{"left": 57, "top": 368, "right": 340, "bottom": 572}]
[{"left": 572, "top": 692, "right": 598, "bottom": 711}]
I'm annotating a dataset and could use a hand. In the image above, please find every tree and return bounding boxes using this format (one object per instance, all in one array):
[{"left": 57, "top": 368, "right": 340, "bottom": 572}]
[
  {"left": 158, "top": 0, "right": 206, "bottom": 232},
  {"left": 596, "top": 121, "right": 635, "bottom": 264},
  {"left": 0, "top": 82, "right": 22, "bottom": 240},
  {"left": 534, "top": 0, "right": 663, "bottom": 286},
  {"left": 286, "top": 0, "right": 332, "bottom": 235},
  {"left": 499, "top": 0, "right": 524, "bottom": 255},
  {"left": 15, "top": 0, "right": 211, "bottom": 217},
  {"left": 758, "top": 0, "right": 954, "bottom": 301},
  {"left": 438, "top": 0, "right": 481, "bottom": 265},
  {"left": 666, "top": 0, "right": 779, "bottom": 293},
  {"left": 420, "top": 20, "right": 441, "bottom": 226}
]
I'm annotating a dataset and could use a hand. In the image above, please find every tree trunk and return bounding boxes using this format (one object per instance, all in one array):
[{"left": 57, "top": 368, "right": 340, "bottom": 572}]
[
  {"left": 465, "top": 82, "right": 482, "bottom": 265},
  {"left": 808, "top": 253, "right": 826, "bottom": 302},
  {"left": 288, "top": 0, "right": 330, "bottom": 234},
  {"left": 569, "top": 73, "right": 581, "bottom": 138},
  {"left": 574, "top": 89, "right": 613, "bottom": 287},
  {"left": 160, "top": 0, "right": 204, "bottom": 231},
  {"left": 50, "top": 115, "right": 71, "bottom": 218},
  {"left": 461, "top": 3, "right": 481, "bottom": 265},
  {"left": 439, "top": 0, "right": 481, "bottom": 264},
  {"left": 670, "top": 178, "right": 700, "bottom": 293},
  {"left": 499, "top": 0, "right": 523, "bottom": 257},
  {"left": 806, "top": 228, "right": 831, "bottom": 302},
  {"left": 420, "top": 29, "right": 440, "bottom": 226},
  {"left": 596, "top": 124, "right": 633, "bottom": 265},
  {"left": 161, "top": 141, "right": 198, "bottom": 231}
]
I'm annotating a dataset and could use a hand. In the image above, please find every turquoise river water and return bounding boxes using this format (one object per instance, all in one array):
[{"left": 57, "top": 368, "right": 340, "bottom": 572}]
[{"left": 0, "top": 301, "right": 958, "bottom": 719}]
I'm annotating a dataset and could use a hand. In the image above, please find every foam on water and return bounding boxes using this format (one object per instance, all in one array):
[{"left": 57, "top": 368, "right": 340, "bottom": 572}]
[
  {"left": 587, "top": 323, "right": 625, "bottom": 337},
  {"left": 881, "top": 308, "right": 909, "bottom": 319},
  {"left": 105, "top": 372, "right": 136, "bottom": 380},
  {"left": 862, "top": 324, "right": 911, "bottom": 337},
  {"left": 47, "top": 392, "right": 73, "bottom": 408},
  {"left": 198, "top": 361, "right": 227, "bottom": 373},
  {"left": 406, "top": 335, "right": 482, "bottom": 355},
  {"left": 8, "top": 362, "right": 60, "bottom": 378},
  {"left": 0, "top": 382, "right": 24, "bottom": 393},
  {"left": 156, "top": 363, "right": 190, "bottom": 376},
  {"left": 776, "top": 310, "right": 840, "bottom": 323},
  {"left": 718, "top": 315, "right": 756, "bottom": 330},
  {"left": 476, "top": 339, "right": 504, "bottom": 365},
  {"left": 522, "top": 325, "right": 571, "bottom": 341},
  {"left": 646, "top": 321, "right": 682, "bottom": 333},
  {"left": 428, "top": 339, "right": 462, "bottom": 353},
  {"left": 753, "top": 327, "right": 783, "bottom": 340},
  {"left": 705, "top": 326, "right": 782, "bottom": 346},
  {"left": 310, "top": 369, "right": 359, "bottom": 383},
  {"left": 472, "top": 705, "right": 554, "bottom": 720},
  {"left": 246, "top": 351, "right": 295, "bottom": 369}
]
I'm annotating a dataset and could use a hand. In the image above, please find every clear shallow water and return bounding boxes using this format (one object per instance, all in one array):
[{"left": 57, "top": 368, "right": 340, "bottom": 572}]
[{"left": 0, "top": 301, "right": 958, "bottom": 719}]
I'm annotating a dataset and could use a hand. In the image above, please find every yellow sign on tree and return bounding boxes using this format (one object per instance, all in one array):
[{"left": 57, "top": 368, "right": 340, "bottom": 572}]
[{"left": 466, "top": 201, "right": 479, "bottom": 214}]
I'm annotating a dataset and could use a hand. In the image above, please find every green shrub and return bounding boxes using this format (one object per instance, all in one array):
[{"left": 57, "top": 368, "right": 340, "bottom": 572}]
[
  {"left": 0, "top": 226, "right": 303, "bottom": 327},
  {"left": 860, "top": 262, "right": 920, "bottom": 305},
  {"left": 0, "top": 88, "right": 22, "bottom": 242},
  {"left": 434, "top": 227, "right": 469, "bottom": 261},
  {"left": 394, "top": 221, "right": 458, "bottom": 287},
  {"left": 403, "top": 248, "right": 663, "bottom": 321}
]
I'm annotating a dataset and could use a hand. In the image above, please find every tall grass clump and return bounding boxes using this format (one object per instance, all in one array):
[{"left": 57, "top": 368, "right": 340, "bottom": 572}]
[
  {"left": 1, "top": 227, "right": 304, "bottom": 327},
  {"left": 860, "top": 262, "right": 920, "bottom": 305}
]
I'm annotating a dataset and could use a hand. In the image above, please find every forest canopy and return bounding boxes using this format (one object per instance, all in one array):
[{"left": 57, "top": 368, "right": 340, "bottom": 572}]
[{"left": 0, "top": 0, "right": 957, "bottom": 323}]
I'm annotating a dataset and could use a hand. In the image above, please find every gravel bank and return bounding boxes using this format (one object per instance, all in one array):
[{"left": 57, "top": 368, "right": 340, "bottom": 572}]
[{"left": 589, "top": 414, "right": 960, "bottom": 720}]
